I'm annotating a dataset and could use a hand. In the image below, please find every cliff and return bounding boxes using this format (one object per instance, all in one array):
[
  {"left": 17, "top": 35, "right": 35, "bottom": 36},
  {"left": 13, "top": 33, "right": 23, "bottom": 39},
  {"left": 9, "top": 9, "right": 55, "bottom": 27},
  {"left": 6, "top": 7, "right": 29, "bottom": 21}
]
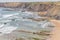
[{"left": 0, "top": 2, "right": 56, "bottom": 12}]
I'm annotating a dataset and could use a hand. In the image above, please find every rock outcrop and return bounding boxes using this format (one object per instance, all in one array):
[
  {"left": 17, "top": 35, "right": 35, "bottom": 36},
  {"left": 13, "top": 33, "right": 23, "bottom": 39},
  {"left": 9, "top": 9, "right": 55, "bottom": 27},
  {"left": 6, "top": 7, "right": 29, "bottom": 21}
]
[{"left": 0, "top": 2, "right": 55, "bottom": 12}]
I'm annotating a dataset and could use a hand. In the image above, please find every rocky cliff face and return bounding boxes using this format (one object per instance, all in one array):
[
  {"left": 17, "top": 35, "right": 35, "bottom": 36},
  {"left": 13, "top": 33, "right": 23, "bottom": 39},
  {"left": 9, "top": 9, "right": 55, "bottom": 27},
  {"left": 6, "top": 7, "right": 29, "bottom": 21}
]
[{"left": 0, "top": 2, "right": 55, "bottom": 12}]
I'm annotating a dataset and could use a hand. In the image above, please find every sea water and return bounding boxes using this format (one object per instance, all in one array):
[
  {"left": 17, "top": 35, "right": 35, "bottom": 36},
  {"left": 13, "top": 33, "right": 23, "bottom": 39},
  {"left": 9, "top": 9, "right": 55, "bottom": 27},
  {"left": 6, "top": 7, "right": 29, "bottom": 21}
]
[{"left": 0, "top": 8, "right": 54, "bottom": 40}]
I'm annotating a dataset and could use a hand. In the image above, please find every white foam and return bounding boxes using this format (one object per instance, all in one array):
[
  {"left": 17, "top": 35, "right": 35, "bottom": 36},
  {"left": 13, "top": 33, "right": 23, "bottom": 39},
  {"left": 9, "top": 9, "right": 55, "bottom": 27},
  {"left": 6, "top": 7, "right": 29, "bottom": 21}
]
[
  {"left": 3, "top": 13, "right": 19, "bottom": 18},
  {"left": 0, "top": 24, "right": 4, "bottom": 28},
  {"left": 0, "top": 26, "right": 17, "bottom": 34}
]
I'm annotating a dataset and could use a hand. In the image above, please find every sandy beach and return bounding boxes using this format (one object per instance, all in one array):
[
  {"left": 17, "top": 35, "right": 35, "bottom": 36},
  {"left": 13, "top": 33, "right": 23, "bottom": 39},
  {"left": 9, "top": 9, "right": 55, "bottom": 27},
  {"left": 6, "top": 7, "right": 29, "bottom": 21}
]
[{"left": 48, "top": 20, "right": 60, "bottom": 40}]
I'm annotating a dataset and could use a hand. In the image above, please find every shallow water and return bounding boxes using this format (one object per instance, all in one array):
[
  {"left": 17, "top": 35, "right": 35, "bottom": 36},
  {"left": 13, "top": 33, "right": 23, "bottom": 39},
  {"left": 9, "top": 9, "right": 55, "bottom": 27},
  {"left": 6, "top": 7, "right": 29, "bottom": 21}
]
[{"left": 0, "top": 8, "right": 54, "bottom": 40}]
